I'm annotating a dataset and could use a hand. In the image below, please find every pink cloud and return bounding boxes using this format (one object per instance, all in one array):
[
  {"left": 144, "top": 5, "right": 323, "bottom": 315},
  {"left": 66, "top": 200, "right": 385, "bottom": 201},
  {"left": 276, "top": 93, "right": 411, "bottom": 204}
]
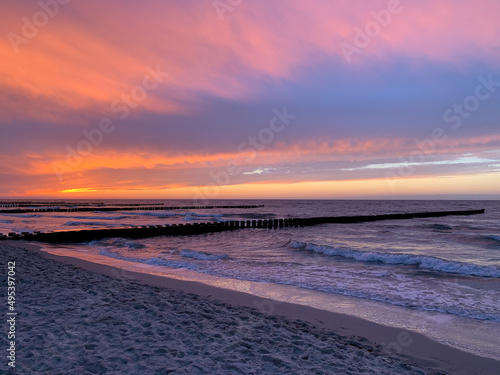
[{"left": 2, "top": 0, "right": 499, "bottom": 123}]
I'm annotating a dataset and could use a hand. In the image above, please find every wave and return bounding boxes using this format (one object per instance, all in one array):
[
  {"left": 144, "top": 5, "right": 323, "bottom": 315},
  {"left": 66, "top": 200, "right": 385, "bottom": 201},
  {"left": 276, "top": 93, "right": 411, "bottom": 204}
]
[
  {"left": 86, "top": 238, "right": 145, "bottom": 249},
  {"left": 221, "top": 213, "right": 276, "bottom": 219},
  {"left": 110, "top": 238, "right": 146, "bottom": 249},
  {"left": 187, "top": 213, "right": 223, "bottom": 218},
  {"left": 119, "top": 211, "right": 179, "bottom": 217},
  {"left": 484, "top": 235, "right": 500, "bottom": 243},
  {"left": 461, "top": 234, "right": 500, "bottom": 248},
  {"left": 235, "top": 271, "right": 500, "bottom": 321},
  {"left": 180, "top": 249, "right": 227, "bottom": 260},
  {"left": 0, "top": 213, "right": 41, "bottom": 218},
  {"left": 63, "top": 221, "right": 124, "bottom": 227},
  {"left": 51, "top": 215, "right": 130, "bottom": 220},
  {"left": 123, "top": 211, "right": 224, "bottom": 220},
  {"left": 289, "top": 240, "right": 500, "bottom": 278},
  {"left": 183, "top": 213, "right": 223, "bottom": 221},
  {"left": 98, "top": 248, "right": 195, "bottom": 270},
  {"left": 456, "top": 224, "right": 484, "bottom": 231},
  {"left": 0, "top": 219, "right": 13, "bottom": 223},
  {"left": 424, "top": 224, "right": 453, "bottom": 231}
]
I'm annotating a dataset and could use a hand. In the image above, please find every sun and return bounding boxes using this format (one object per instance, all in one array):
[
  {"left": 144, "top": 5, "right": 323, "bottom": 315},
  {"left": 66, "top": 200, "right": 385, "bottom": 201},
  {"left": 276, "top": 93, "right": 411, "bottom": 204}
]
[{"left": 59, "top": 188, "right": 99, "bottom": 193}]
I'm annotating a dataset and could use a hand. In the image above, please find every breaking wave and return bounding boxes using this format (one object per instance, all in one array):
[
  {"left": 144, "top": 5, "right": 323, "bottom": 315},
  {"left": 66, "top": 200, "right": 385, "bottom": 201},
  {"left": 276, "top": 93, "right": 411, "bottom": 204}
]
[{"left": 289, "top": 240, "right": 500, "bottom": 278}]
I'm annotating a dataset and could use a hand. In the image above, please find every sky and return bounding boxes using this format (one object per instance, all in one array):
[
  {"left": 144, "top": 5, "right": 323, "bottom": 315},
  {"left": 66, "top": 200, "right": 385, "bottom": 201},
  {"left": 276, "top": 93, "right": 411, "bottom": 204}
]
[{"left": 1, "top": 0, "right": 499, "bottom": 199}]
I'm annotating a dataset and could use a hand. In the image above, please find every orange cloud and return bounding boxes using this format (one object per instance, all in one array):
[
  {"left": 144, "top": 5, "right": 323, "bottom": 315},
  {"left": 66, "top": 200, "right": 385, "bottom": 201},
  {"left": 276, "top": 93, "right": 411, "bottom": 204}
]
[
  {"left": 0, "top": 132, "right": 492, "bottom": 198},
  {"left": 2, "top": 0, "right": 499, "bottom": 123},
  {"left": 10, "top": 132, "right": 500, "bottom": 180},
  {"left": 14, "top": 171, "right": 500, "bottom": 199}
]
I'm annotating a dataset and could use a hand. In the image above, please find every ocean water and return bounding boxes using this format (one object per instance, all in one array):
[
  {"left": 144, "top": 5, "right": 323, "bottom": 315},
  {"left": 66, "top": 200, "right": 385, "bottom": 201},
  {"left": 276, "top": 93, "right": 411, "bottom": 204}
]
[{"left": 2, "top": 199, "right": 500, "bottom": 360}]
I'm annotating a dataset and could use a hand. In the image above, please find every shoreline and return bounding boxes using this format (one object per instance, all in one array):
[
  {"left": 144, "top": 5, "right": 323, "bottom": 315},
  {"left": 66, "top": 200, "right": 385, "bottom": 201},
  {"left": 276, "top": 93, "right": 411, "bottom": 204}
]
[{"left": 3, "top": 240, "right": 500, "bottom": 374}]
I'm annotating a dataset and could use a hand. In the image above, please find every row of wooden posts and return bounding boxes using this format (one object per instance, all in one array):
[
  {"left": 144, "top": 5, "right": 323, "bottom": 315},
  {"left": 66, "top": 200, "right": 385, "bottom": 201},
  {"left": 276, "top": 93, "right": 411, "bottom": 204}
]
[
  {"left": 0, "top": 203, "right": 165, "bottom": 207},
  {"left": 0, "top": 205, "right": 264, "bottom": 214},
  {"left": 0, "top": 209, "right": 485, "bottom": 243}
]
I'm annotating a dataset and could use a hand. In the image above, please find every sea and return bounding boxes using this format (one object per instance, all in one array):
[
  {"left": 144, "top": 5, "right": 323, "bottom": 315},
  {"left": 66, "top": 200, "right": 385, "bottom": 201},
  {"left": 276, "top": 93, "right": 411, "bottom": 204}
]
[{"left": 1, "top": 199, "right": 499, "bottom": 360}]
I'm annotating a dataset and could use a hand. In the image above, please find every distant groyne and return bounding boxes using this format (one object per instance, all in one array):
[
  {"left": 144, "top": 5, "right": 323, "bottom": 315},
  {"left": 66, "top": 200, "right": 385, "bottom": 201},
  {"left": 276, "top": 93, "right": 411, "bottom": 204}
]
[
  {"left": 0, "top": 209, "right": 485, "bottom": 243},
  {"left": 0, "top": 204, "right": 264, "bottom": 214},
  {"left": 0, "top": 202, "right": 165, "bottom": 208}
]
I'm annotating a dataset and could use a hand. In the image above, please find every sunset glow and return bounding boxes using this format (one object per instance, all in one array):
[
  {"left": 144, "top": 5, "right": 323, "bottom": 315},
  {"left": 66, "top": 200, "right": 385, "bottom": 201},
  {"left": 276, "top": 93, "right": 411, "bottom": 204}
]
[{"left": 1, "top": 0, "right": 499, "bottom": 198}]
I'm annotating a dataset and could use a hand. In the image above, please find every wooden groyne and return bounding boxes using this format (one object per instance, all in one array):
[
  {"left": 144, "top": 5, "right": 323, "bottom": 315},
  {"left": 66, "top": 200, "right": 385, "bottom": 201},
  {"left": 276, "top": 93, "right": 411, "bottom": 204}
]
[
  {"left": 0, "top": 209, "right": 485, "bottom": 243},
  {"left": 0, "top": 204, "right": 264, "bottom": 214},
  {"left": 0, "top": 202, "right": 165, "bottom": 207}
]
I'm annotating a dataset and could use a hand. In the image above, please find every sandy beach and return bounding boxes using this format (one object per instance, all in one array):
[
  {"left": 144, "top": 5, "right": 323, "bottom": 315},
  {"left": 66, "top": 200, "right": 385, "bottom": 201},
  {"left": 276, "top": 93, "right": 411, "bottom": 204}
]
[{"left": 1, "top": 240, "right": 498, "bottom": 374}]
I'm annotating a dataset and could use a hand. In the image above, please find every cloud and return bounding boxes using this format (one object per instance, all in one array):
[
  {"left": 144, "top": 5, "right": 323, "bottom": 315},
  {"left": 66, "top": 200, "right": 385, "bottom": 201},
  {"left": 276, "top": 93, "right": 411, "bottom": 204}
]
[{"left": 0, "top": 0, "right": 499, "bottom": 197}]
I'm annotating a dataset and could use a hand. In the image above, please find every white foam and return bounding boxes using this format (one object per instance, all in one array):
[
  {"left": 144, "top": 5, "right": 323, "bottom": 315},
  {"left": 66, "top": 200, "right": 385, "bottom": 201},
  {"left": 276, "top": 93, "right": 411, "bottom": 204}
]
[{"left": 289, "top": 240, "right": 500, "bottom": 278}]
